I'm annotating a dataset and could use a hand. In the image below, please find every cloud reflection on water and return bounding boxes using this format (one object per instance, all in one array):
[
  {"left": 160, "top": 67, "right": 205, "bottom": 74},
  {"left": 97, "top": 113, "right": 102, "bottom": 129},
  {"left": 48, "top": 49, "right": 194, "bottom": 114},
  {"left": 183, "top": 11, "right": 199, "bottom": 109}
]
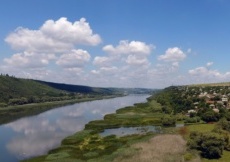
[{"left": 2, "top": 95, "right": 149, "bottom": 160}]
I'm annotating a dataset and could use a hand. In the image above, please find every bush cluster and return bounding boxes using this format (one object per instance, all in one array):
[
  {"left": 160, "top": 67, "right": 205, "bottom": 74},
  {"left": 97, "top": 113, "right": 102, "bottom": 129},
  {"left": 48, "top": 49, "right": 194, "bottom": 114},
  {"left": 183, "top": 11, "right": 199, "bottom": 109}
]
[
  {"left": 188, "top": 131, "right": 226, "bottom": 159},
  {"left": 162, "top": 115, "right": 176, "bottom": 126},
  {"left": 184, "top": 117, "right": 200, "bottom": 123}
]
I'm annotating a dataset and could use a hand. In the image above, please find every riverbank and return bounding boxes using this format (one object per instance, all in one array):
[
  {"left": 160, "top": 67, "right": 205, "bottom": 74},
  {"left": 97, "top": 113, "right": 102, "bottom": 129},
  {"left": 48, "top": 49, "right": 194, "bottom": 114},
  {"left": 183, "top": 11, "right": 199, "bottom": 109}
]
[
  {"left": 22, "top": 96, "right": 178, "bottom": 162},
  {"left": 18, "top": 93, "right": 229, "bottom": 162},
  {"left": 0, "top": 94, "right": 123, "bottom": 125},
  {"left": 22, "top": 93, "right": 230, "bottom": 162},
  {"left": 22, "top": 84, "right": 230, "bottom": 162}
]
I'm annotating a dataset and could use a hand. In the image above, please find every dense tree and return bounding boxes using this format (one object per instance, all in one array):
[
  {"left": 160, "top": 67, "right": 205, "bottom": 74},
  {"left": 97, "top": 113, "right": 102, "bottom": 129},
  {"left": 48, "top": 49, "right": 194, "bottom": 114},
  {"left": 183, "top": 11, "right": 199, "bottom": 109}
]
[
  {"left": 162, "top": 106, "right": 173, "bottom": 114},
  {"left": 8, "top": 97, "right": 28, "bottom": 105},
  {"left": 202, "top": 111, "right": 220, "bottom": 123},
  {"left": 216, "top": 118, "right": 230, "bottom": 132},
  {"left": 162, "top": 115, "right": 176, "bottom": 126},
  {"left": 188, "top": 132, "right": 225, "bottom": 159},
  {"left": 223, "top": 112, "right": 230, "bottom": 121},
  {"left": 184, "top": 116, "right": 200, "bottom": 123}
]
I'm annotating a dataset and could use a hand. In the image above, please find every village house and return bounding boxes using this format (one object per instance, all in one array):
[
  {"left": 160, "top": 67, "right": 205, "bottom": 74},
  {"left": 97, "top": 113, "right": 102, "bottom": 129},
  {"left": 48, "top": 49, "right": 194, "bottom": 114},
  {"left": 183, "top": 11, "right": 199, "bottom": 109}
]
[
  {"left": 209, "top": 104, "right": 215, "bottom": 109},
  {"left": 222, "top": 96, "right": 228, "bottom": 102},
  {"left": 213, "top": 108, "right": 219, "bottom": 113}
]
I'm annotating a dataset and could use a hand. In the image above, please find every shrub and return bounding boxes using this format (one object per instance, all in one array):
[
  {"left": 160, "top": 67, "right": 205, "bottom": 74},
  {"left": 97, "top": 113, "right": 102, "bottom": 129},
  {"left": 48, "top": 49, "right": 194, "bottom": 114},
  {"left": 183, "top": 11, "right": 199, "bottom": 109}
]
[
  {"left": 176, "top": 113, "right": 186, "bottom": 121},
  {"left": 8, "top": 97, "right": 28, "bottom": 105},
  {"left": 184, "top": 152, "right": 193, "bottom": 161},
  {"left": 151, "top": 106, "right": 162, "bottom": 112},
  {"left": 162, "top": 106, "right": 173, "bottom": 114},
  {"left": 188, "top": 131, "right": 225, "bottom": 159},
  {"left": 162, "top": 115, "right": 176, "bottom": 126},
  {"left": 83, "top": 152, "right": 99, "bottom": 159},
  {"left": 202, "top": 111, "right": 220, "bottom": 123},
  {"left": 0, "top": 103, "right": 7, "bottom": 107},
  {"left": 45, "top": 152, "right": 70, "bottom": 160},
  {"left": 184, "top": 117, "right": 200, "bottom": 123},
  {"left": 189, "top": 112, "right": 196, "bottom": 118},
  {"left": 224, "top": 112, "right": 230, "bottom": 121}
]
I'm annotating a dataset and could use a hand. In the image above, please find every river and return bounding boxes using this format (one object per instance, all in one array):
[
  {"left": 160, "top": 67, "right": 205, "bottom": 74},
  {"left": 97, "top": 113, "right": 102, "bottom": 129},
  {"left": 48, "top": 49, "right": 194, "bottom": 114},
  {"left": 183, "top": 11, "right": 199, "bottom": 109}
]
[{"left": 0, "top": 95, "right": 150, "bottom": 162}]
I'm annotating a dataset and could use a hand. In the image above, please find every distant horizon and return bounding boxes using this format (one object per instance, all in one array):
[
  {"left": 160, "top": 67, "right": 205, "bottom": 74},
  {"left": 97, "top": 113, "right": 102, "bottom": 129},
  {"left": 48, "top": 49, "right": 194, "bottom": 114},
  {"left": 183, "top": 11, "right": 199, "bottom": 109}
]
[
  {"left": 1, "top": 0, "right": 230, "bottom": 89},
  {"left": 2, "top": 73, "right": 230, "bottom": 90},
  {"left": 0, "top": 73, "right": 160, "bottom": 89}
]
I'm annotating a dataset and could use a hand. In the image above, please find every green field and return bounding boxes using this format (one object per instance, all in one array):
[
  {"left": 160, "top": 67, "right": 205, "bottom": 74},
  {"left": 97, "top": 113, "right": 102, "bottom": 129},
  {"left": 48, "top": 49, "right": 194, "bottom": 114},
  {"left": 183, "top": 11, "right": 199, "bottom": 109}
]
[{"left": 186, "top": 123, "right": 215, "bottom": 133}]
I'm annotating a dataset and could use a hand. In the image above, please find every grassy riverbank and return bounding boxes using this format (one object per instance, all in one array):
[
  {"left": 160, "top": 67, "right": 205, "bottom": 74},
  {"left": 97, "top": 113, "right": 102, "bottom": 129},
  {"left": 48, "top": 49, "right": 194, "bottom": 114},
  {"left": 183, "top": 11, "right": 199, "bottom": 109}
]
[
  {"left": 85, "top": 99, "right": 163, "bottom": 131},
  {"left": 0, "top": 95, "right": 121, "bottom": 125},
  {"left": 22, "top": 96, "right": 179, "bottom": 162},
  {"left": 22, "top": 131, "right": 157, "bottom": 162},
  {"left": 22, "top": 84, "right": 230, "bottom": 162},
  {"left": 22, "top": 95, "right": 230, "bottom": 162}
]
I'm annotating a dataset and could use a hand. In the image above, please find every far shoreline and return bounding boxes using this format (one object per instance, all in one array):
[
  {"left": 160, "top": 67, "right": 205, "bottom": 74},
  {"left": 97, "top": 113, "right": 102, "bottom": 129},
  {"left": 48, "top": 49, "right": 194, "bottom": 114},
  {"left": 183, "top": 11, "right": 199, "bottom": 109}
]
[{"left": 0, "top": 94, "right": 124, "bottom": 125}]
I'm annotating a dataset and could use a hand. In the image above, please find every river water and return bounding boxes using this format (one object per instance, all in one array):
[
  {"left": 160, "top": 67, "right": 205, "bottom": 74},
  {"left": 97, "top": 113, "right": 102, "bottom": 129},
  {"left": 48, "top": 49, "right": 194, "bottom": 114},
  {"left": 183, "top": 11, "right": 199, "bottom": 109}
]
[{"left": 0, "top": 95, "right": 150, "bottom": 162}]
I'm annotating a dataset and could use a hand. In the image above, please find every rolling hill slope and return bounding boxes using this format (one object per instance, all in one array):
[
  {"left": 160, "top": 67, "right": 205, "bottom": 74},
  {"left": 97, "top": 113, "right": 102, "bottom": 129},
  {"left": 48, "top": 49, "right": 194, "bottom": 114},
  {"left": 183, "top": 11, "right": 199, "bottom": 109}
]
[
  {"left": 0, "top": 74, "right": 155, "bottom": 106},
  {"left": 35, "top": 80, "right": 116, "bottom": 94},
  {"left": 0, "top": 75, "right": 65, "bottom": 103}
]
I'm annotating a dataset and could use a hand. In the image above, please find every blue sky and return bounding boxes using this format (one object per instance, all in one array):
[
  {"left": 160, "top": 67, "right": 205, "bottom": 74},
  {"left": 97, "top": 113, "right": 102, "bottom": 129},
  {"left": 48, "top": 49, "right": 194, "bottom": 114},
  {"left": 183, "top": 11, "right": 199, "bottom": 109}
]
[{"left": 1, "top": 0, "right": 230, "bottom": 88}]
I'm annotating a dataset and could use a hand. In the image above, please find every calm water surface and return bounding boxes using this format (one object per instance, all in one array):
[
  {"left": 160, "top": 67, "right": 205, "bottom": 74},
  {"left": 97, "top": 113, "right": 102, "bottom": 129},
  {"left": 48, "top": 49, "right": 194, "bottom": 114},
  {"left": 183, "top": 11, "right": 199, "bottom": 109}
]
[
  {"left": 0, "top": 95, "right": 149, "bottom": 162},
  {"left": 100, "top": 124, "right": 184, "bottom": 137},
  {"left": 100, "top": 126, "right": 161, "bottom": 137}
]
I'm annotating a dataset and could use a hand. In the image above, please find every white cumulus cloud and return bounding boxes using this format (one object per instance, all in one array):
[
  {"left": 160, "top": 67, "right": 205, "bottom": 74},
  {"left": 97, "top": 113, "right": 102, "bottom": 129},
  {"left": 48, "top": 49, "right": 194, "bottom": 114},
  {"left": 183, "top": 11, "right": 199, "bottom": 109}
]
[
  {"left": 100, "top": 66, "right": 118, "bottom": 73},
  {"left": 103, "top": 40, "right": 153, "bottom": 55},
  {"left": 41, "top": 17, "right": 101, "bottom": 46},
  {"left": 5, "top": 17, "right": 101, "bottom": 53},
  {"left": 5, "top": 28, "right": 71, "bottom": 53},
  {"left": 4, "top": 52, "right": 55, "bottom": 68},
  {"left": 126, "top": 55, "right": 149, "bottom": 66},
  {"left": 56, "top": 49, "right": 90, "bottom": 68},
  {"left": 206, "top": 62, "right": 213, "bottom": 67},
  {"left": 3, "top": 17, "right": 100, "bottom": 80},
  {"left": 188, "top": 63, "right": 230, "bottom": 84},
  {"left": 158, "top": 47, "right": 186, "bottom": 62},
  {"left": 2, "top": 16, "right": 203, "bottom": 88},
  {"left": 93, "top": 56, "right": 111, "bottom": 67},
  {"left": 188, "top": 66, "right": 220, "bottom": 77}
]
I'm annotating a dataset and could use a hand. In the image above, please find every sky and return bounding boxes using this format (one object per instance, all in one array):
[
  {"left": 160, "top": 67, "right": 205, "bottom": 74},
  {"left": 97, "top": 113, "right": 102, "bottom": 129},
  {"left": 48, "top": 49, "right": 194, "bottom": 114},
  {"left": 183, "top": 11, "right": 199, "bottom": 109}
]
[{"left": 1, "top": 0, "right": 230, "bottom": 88}]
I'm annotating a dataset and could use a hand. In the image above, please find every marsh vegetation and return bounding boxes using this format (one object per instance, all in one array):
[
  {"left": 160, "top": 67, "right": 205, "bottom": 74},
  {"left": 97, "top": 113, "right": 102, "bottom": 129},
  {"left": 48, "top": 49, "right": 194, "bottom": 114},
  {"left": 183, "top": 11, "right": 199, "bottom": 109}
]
[{"left": 23, "top": 95, "right": 185, "bottom": 162}]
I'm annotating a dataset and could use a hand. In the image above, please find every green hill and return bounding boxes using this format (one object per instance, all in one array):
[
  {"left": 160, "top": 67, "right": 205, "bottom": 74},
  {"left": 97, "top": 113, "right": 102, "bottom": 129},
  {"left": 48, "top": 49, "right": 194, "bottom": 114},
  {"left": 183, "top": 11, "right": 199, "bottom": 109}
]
[
  {"left": 189, "top": 82, "right": 230, "bottom": 87},
  {"left": 34, "top": 80, "right": 156, "bottom": 95},
  {"left": 0, "top": 75, "right": 116, "bottom": 106},
  {"left": 0, "top": 75, "right": 121, "bottom": 106},
  {"left": 0, "top": 74, "right": 155, "bottom": 124},
  {"left": 0, "top": 74, "right": 155, "bottom": 107},
  {"left": 35, "top": 80, "right": 117, "bottom": 94},
  {"left": 0, "top": 75, "right": 65, "bottom": 104}
]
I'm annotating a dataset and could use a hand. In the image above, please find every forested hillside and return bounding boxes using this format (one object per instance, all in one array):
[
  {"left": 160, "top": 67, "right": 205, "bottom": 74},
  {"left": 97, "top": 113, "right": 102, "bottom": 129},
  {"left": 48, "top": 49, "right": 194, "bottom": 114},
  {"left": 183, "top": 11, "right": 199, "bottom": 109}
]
[
  {"left": 0, "top": 75, "right": 66, "bottom": 105},
  {"left": 35, "top": 80, "right": 117, "bottom": 94},
  {"left": 0, "top": 75, "right": 119, "bottom": 107},
  {"left": 0, "top": 75, "right": 155, "bottom": 107}
]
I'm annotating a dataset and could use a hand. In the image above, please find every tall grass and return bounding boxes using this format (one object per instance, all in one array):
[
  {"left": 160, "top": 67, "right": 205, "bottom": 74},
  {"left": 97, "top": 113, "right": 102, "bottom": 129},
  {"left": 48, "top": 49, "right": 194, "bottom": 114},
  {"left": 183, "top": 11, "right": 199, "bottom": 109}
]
[{"left": 113, "top": 134, "right": 186, "bottom": 162}]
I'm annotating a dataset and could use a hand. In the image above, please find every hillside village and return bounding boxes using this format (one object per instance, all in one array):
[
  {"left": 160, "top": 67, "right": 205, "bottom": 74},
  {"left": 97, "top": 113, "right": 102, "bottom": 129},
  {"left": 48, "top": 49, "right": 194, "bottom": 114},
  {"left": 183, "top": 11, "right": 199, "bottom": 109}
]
[{"left": 180, "top": 85, "right": 230, "bottom": 114}]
